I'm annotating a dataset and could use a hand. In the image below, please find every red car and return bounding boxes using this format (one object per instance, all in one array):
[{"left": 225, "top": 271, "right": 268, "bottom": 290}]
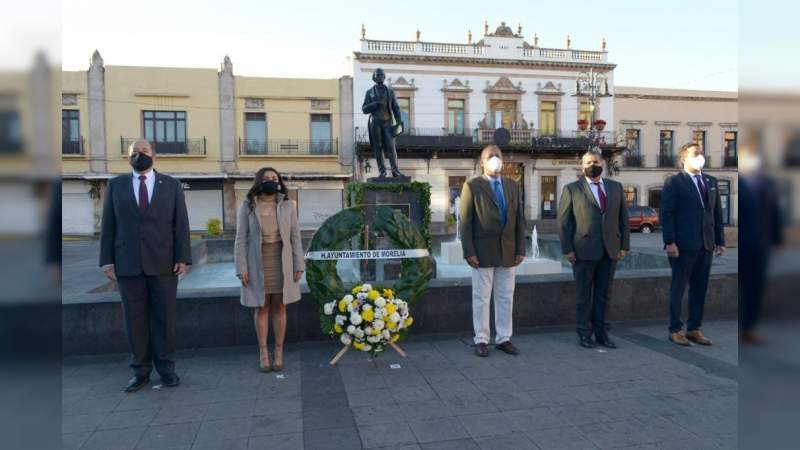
[{"left": 627, "top": 206, "right": 660, "bottom": 233}]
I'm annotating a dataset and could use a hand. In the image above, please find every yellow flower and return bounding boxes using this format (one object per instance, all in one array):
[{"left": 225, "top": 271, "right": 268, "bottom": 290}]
[
  {"left": 338, "top": 299, "right": 348, "bottom": 313},
  {"left": 371, "top": 328, "right": 381, "bottom": 336},
  {"left": 352, "top": 285, "right": 361, "bottom": 295},
  {"left": 382, "top": 289, "right": 394, "bottom": 299},
  {"left": 385, "top": 303, "right": 397, "bottom": 315},
  {"left": 367, "top": 290, "right": 380, "bottom": 301},
  {"left": 404, "top": 317, "right": 414, "bottom": 327},
  {"left": 387, "top": 321, "right": 397, "bottom": 331},
  {"left": 392, "top": 334, "right": 400, "bottom": 342},
  {"left": 361, "top": 309, "right": 375, "bottom": 322},
  {"left": 334, "top": 324, "right": 343, "bottom": 334},
  {"left": 353, "top": 342, "right": 364, "bottom": 350}
]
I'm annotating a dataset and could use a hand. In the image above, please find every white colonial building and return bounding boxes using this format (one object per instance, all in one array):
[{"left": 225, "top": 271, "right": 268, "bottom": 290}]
[{"left": 352, "top": 22, "right": 620, "bottom": 228}]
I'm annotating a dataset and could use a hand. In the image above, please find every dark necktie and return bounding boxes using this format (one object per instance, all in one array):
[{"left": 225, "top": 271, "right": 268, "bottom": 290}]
[
  {"left": 492, "top": 179, "right": 507, "bottom": 229},
  {"left": 694, "top": 175, "right": 707, "bottom": 203},
  {"left": 593, "top": 182, "right": 606, "bottom": 212},
  {"left": 138, "top": 175, "right": 149, "bottom": 214}
]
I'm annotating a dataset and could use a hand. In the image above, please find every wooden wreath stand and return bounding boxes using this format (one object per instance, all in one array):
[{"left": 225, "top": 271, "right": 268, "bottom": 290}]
[{"left": 329, "top": 341, "right": 407, "bottom": 365}]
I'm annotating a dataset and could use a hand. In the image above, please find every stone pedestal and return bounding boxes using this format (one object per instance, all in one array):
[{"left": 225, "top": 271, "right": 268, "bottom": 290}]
[{"left": 357, "top": 181, "right": 431, "bottom": 281}]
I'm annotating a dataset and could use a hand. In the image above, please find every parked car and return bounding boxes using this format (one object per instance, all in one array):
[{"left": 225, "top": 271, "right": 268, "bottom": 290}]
[{"left": 627, "top": 206, "right": 660, "bottom": 233}]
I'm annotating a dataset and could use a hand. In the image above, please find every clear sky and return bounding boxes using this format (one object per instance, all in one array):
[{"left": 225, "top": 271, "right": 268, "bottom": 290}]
[{"left": 62, "top": 0, "right": 738, "bottom": 91}]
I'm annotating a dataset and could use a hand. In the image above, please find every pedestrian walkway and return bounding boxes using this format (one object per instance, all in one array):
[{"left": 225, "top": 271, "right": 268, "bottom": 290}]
[{"left": 63, "top": 321, "right": 737, "bottom": 450}]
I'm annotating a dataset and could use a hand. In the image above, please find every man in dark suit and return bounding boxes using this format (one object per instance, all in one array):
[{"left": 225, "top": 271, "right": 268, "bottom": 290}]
[
  {"left": 460, "top": 145, "right": 526, "bottom": 357},
  {"left": 100, "top": 139, "right": 191, "bottom": 392},
  {"left": 558, "top": 150, "right": 630, "bottom": 349},
  {"left": 661, "top": 143, "right": 725, "bottom": 347},
  {"left": 738, "top": 143, "right": 782, "bottom": 344},
  {"left": 361, "top": 68, "right": 405, "bottom": 178}
]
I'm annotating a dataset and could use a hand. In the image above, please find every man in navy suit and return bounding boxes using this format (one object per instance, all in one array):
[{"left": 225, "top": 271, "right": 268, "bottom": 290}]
[{"left": 661, "top": 143, "right": 726, "bottom": 346}]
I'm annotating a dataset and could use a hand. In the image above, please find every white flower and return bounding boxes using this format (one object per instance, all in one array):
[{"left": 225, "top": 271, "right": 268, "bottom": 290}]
[
  {"left": 363, "top": 343, "right": 372, "bottom": 351},
  {"left": 344, "top": 294, "right": 354, "bottom": 302},
  {"left": 347, "top": 303, "right": 354, "bottom": 313},
  {"left": 356, "top": 292, "right": 368, "bottom": 300},
  {"left": 362, "top": 284, "right": 372, "bottom": 291},
  {"left": 374, "top": 298, "right": 386, "bottom": 308},
  {"left": 364, "top": 326, "right": 373, "bottom": 336},
  {"left": 335, "top": 315, "right": 346, "bottom": 325},
  {"left": 354, "top": 328, "right": 365, "bottom": 339},
  {"left": 350, "top": 313, "right": 363, "bottom": 325},
  {"left": 362, "top": 304, "right": 373, "bottom": 311},
  {"left": 373, "top": 319, "right": 385, "bottom": 330},
  {"left": 374, "top": 310, "right": 384, "bottom": 321},
  {"left": 346, "top": 325, "right": 356, "bottom": 335},
  {"left": 367, "top": 335, "right": 379, "bottom": 344},
  {"left": 382, "top": 329, "right": 391, "bottom": 339},
  {"left": 390, "top": 312, "right": 401, "bottom": 323},
  {"left": 323, "top": 302, "right": 334, "bottom": 315},
  {"left": 340, "top": 333, "right": 352, "bottom": 345}
]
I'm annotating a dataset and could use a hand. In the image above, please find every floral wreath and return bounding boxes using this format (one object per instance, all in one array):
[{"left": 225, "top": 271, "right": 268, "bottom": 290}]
[{"left": 306, "top": 206, "right": 433, "bottom": 356}]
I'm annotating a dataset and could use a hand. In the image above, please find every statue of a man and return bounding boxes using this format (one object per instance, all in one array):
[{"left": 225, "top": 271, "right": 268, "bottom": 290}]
[{"left": 362, "top": 68, "right": 405, "bottom": 178}]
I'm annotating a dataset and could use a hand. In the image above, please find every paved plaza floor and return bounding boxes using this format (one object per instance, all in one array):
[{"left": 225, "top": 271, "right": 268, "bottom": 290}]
[{"left": 63, "top": 321, "right": 737, "bottom": 450}]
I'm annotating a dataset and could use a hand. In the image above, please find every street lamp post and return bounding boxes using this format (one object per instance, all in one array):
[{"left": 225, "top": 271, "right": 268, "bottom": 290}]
[{"left": 573, "top": 68, "right": 612, "bottom": 152}]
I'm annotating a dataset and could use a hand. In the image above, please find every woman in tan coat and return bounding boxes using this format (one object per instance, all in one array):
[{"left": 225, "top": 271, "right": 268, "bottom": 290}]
[{"left": 234, "top": 167, "right": 304, "bottom": 372}]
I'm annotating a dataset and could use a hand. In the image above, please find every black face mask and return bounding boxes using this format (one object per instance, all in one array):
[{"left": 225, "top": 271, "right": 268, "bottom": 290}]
[
  {"left": 259, "top": 180, "right": 279, "bottom": 195},
  {"left": 584, "top": 164, "right": 603, "bottom": 178},
  {"left": 129, "top": 152, "right": 153, "bottom": 172}
]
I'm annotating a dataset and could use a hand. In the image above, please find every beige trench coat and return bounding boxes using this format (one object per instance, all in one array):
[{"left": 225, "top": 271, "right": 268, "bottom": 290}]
[{"left": 234, "top": 194, "right": 305, "bottom": 306}]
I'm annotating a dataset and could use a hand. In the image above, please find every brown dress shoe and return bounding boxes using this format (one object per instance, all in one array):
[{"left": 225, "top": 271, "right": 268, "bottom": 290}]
[
  {"left": 741, "top": 329, "right": 765, "bottom": 345},
  {"left": 495, "top": 341, "right": 520, "bottom": 355},
  {"left": 475, "top": 343, "right": 489, "bottom": 357},
  {"left": 687, "top": 330, "right": 713, "bottom": 346},
  {"left": 669, "top": 330, "right": 691, "bottom": 346}
]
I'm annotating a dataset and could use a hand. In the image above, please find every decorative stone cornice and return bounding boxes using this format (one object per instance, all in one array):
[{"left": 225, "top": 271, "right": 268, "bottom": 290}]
[
  {"left": 484, "top": 76, "right": 524, "bottom": 94},
  {"left": 620, "top": 120, "right": 647, "bottom": 125},
  {"left": 534, "top": 81, "right": 564, "bottom": 96},
  {"left": 687, "top": 121, "right": 713, "bottom": 127},
  {"left": 353, "top": 52, "right": 617, "bottom": 71},
  {"left": 654, "top": 121, "right": 681, "bottom": 126},
  {"left": 389, "top": 76, "right": 418, "bottom": 91},
  {"left": 441, "top": 78, "right": 472, "bottom": 93}
]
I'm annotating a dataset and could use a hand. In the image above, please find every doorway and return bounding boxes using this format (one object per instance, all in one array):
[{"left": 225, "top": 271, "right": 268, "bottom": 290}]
[
  {"left": 540, "top": 175, "right": 557, "bottom": 218},
  {"left": 490, "top": 100, "right": 516, "bottom": 129}
]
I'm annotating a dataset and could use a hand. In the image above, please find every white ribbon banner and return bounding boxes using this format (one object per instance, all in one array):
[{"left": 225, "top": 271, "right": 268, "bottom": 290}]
[{"left": 305, "top": 249, "right": 430, "bottom": 260}]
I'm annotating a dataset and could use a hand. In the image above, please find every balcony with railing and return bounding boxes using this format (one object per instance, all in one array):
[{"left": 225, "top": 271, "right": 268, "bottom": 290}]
[
  {"left": 724, "top": 155, "right": 738, "bottom": 168},
  {"left": 62, "top": 137, "right": 84, "bottom": 155},
  {"left": 624, "top": 153, "right": 643, "bottom": 167},
  {"left": 355, "top": 127, "right": 623, "bottom": 156},
  {"left": 658, "top": 154, "right": 676, "bottom": 168},
  {"left": 359, "top": 39, "right": 608, "bottom": 64},
  {"left": 238, "top": 138, "right": 339, "bottom": 156},
  {"left": 120, "top": 137, "right": 206, "bottom": 156}
]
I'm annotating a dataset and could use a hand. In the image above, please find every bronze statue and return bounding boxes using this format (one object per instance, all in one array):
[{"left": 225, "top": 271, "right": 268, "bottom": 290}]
[{"left": 362, "top": 68, "right": 406, "bottom": 179}]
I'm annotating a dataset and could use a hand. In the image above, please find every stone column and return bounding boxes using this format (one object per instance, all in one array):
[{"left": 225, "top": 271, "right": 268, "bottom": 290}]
[
  {"left": 87, "top": 50, "right": 107, "bottom": 173},
  {"left": 338, "top": 76, "right": 354, "bottom": 175},
  {"left": 29, "top": 51, "right": 55, "bottom": 174},
  {"left": 218, "top": 55, "right": 236, "bottom": 173}
]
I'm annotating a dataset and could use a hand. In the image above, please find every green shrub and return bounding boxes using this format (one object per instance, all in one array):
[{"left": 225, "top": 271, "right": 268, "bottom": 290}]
[{"left": 206, "top": 218, "right": 223, "bottom": 236}]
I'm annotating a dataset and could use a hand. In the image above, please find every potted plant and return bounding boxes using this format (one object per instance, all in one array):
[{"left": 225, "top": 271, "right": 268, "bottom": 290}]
[
  {"left": 594, "top": 119, "right": 607, "bottom": 131},
  {"left": 577, "top": 119, "right": 589, "bottom": 131},
  {"left": 205, "top": 217, "right": 223, "bottom": 238}
]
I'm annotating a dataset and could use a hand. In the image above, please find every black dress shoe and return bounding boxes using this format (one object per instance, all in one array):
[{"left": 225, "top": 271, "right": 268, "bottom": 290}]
[
  {"left": 596, "top": 337, "right": 617, "bottom": 349},
  {"left": 161, "top": 373, "right": 180, "bottom": 387},
  {"left": 125, "top": 376, "right": 149, "bottom": 392},
  {"left": 475, "top": 343, "right": 489, "bottom": 357},
  {"left": 495, "top": 341, "right": 520, "bottom": 355},
  {"left": 579, "top": 336, "right": 595, "bottom": 349}
]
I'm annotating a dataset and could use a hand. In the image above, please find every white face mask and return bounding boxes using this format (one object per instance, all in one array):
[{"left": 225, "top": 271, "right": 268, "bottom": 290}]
[
  {"left": 740, "top": 153, "right": 762, "bottom": 173},
  {"left": 687, "top": 154, "right": 705, "bottom": 171},
  {"left": 485, "top": 156, "right": 503, "bottom": 173}
]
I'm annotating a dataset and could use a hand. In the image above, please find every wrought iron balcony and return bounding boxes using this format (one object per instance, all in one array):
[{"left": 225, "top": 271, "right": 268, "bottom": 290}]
[
  {"left": 62, "top": 137, "right": 84, "bottom": 155},
  {"left": 624, "top": 154, "right": 643, "bottom": 167},
  {"left": 658, "top": 154, "right": 676, "bottom": 168},
  {"left": 238, "top": 138, "right": 339, "bottom": 156},
  {"left": 355, "top": 127, "right": 624, "bottom": 157},
  {"left": 120, "top": 137, "right": 206, "bottom": 155},
  {"left": 724, "top": 155, "right": 738, "bottom": 167}
]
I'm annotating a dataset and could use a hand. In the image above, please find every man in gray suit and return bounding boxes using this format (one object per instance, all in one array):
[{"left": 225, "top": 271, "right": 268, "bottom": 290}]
[
  {"left": 558, "top": 150, "right": 629, "bottom": 349},
  {"left": 460, "top": 145, "right": 526, "bottom": 357},
  {"left": 100, "top": 139, "right": 192, "bottom": 392}
]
